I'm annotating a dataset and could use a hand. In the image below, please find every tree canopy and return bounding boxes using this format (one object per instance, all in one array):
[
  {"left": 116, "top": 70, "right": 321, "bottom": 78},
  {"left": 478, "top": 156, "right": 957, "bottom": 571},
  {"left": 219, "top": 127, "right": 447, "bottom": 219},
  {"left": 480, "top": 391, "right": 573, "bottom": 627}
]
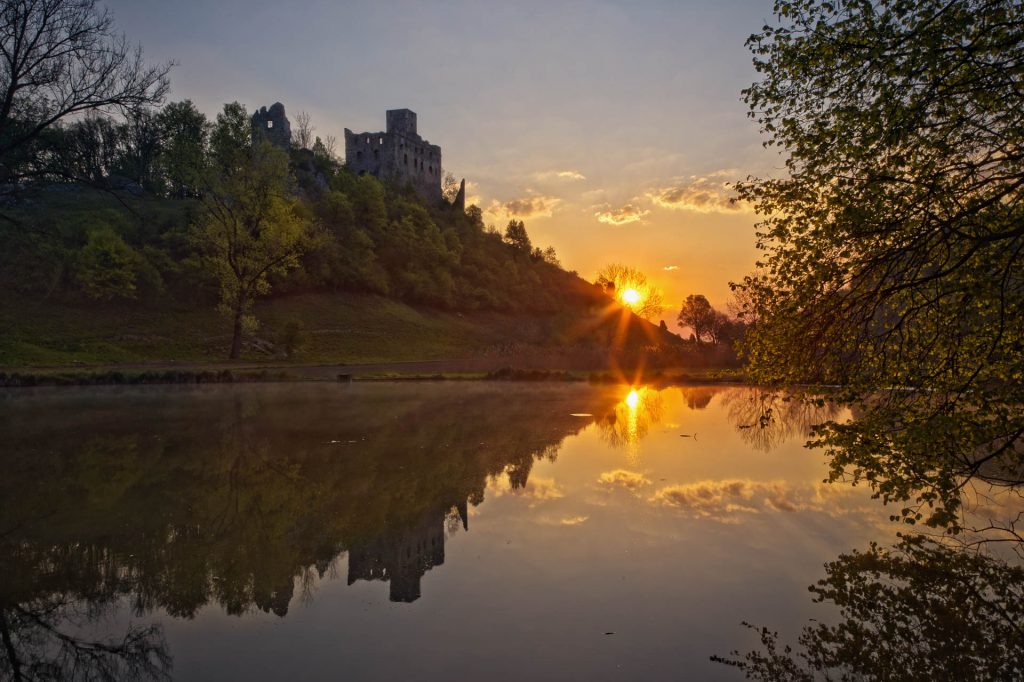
[
  {"left": 735, "top": 0, "right": 1024, "bottom": 531},
  {"left": 0, "top": 0, "right": 171, "bottom": 183}
]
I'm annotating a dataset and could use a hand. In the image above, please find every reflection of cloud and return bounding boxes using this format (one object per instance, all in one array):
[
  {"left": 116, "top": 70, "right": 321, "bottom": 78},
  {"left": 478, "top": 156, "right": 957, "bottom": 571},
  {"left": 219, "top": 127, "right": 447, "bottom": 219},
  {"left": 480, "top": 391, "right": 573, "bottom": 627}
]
[
  {"left": 535, "top": 169, "right": 587, "bottom": 181},
  {"left": 648, "top": 175, "right": 750, "bottom": 213},
  {"left": 598, "top": 469, "right": 652, "bottom": 491},
  {"left": 650, "top": 479, "right": 872, "bottom": 522},
  {"left": 559, "top": 515, "right": 589, "bottom": 526},
  {"left": 663, "top": 265, "right": 679, "bottom": 271},
  {"left": 595, "top": 202, "right": 650, "bottom": 225},
  {"left": 487, "top": 195, "right": 562, "bottom": 220},
  {"left": 488, "top": 475, "right": 564, "bottom": 505}
]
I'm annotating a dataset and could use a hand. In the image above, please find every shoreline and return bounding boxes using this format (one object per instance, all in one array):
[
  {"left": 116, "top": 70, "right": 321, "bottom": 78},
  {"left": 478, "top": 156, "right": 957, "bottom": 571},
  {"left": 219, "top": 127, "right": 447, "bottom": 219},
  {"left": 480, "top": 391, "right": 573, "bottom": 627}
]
[{"left": 0, "top": 361, "right": 746, "bottom": 388}]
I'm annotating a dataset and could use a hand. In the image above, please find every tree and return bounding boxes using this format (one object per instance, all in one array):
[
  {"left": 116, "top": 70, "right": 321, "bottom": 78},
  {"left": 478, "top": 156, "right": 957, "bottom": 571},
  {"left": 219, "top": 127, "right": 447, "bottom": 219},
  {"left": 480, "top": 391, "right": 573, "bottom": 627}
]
[
  {"left": 209, "top": 101, "right": 251, "bottom": 175},
  {"left": 734, "top": 0, "right": 1024, "bottom": 531},
  {"left": 503, "top": 219, "right": 531, "bottom": 253},
  {"left": 74, "top": 226, "right": 141, "bottom": 300},
  {"left": 293, "top": 110, "right": 314, "bottom": 150},
  {"left": 158, "top": 100, "right": 209, "bottom": 198},
  {"left": 596, "top": 263, "right": 665, "bottom": 320},
  {"left": 677, "top": 294, "right": 715, "bottom": 343},
  {"left": 0, "top": 0, "right": 171, "bottom": 183},
  {"left": 192, "top": 123, "right": 310, "bottom": 359},
  {"left": 442, "top": 172, "right": 460, "bottom": 202}
]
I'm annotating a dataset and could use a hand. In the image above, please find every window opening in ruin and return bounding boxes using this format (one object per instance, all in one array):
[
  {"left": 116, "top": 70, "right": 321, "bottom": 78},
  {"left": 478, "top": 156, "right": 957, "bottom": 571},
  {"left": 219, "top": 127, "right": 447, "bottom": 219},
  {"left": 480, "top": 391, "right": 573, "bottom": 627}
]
[
  {"left": 374, "top": 149, "right": 379, "bottom": 159},
  {"left": 267, "top": 121, "right": 273, "bottom": 128},
  {"left": 404, "top": 154, "right": 408, "bottom": 165},
  {"left": 365, "top": 136, "right": 370, "bottom": 144},
  {"left": 356, "top": 151, "right": 362, "bottom": 160},
  {"left": 379, "top": 137, "right": 383, "bottom": 145}
]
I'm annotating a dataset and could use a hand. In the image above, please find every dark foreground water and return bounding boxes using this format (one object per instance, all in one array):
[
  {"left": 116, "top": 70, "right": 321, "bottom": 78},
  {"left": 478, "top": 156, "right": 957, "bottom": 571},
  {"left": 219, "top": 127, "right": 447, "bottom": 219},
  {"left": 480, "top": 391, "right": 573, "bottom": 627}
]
[{"left": 1, "top": 382, "right": 1012, "bottom": 680}]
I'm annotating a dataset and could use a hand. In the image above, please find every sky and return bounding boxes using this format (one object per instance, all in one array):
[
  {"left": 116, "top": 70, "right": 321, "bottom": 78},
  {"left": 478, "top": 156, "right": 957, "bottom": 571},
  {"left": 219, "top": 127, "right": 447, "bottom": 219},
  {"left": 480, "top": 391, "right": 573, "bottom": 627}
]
[{"left": 106, "top": 0, "right": 782, "bottom": 319}]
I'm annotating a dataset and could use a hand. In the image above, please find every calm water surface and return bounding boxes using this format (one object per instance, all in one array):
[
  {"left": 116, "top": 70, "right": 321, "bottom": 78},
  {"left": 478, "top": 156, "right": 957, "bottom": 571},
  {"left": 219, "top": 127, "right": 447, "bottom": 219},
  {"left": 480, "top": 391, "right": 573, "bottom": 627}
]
[{"left": 1, "top": 383, "right": 903, "bottom": 680}]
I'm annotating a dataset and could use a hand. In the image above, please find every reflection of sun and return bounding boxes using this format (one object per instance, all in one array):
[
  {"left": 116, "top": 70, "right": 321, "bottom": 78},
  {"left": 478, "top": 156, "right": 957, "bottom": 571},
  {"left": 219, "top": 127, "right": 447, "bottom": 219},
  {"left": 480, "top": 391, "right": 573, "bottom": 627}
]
[
  {"left": 621, "top": 288, "right": 642, "bottom": 306},
  {"left": 596, "top": 386, "right": 664, "bottom": 463}
]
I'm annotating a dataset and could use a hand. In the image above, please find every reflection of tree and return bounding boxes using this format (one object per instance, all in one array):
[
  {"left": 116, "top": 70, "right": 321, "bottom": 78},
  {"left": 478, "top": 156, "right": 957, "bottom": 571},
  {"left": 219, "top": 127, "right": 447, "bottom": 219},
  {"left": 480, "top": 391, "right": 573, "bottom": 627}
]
[
  {"left": 722, "top": 389, "right": 841, "bottom": 452},
  {"left": 597, "top": 387, "right": 664, "bottom": 451},
  {"left": 0, "top": 383, "right": 620, "bottom": 632},
  {"left": 714, "top": 536, "right": 1024, "bottom": 681},
  {"left": 0, "top": 597, "right": 170, "bottom": 681},
  {"left": 678, "top": 386, "right": 716, "bottom": 411}
]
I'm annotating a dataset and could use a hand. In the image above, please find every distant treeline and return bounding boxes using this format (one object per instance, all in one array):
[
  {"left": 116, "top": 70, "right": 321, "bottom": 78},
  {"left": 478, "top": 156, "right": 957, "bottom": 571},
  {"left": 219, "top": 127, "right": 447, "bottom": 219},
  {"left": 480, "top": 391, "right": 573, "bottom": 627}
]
[{"left": 0, "top": 100, "right": 603, "bottom": 316}]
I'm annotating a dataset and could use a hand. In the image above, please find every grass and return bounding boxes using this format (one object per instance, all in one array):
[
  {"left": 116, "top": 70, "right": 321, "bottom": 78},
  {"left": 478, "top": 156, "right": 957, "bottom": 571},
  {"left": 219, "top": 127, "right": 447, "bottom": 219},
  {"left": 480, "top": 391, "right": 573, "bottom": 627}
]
[
  {"left": 0, "top": 290, "right": 637, "bottom": 368},
  {"left": 0, "top": 291, "right": 483, "bottom": 367}
]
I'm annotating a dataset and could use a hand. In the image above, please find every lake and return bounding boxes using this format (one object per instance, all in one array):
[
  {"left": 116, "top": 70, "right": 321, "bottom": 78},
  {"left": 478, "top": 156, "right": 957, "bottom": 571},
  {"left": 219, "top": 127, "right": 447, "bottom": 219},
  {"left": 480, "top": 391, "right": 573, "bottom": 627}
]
[{"left": 0, "top": 382, "right": 1009, "bottom": 680}]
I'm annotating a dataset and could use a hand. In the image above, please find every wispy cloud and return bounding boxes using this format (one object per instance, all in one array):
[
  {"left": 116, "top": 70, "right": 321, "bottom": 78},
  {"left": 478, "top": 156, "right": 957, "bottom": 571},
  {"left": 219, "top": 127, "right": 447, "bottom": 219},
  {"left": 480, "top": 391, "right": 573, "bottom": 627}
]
[
  {"left": 594, "top": 202, "right": 650, "bottom": 226},
  {"left": 648, "top": 173, "right": 750, "bottom": 214},
  {"left": 487, "top": 195, "right": 562, "bottom": 220},
  {"left": 535, "top": 169, "right": 587, "bottom": 181},
  {"left": 663, "top": 265, "right": 679, "bottom": 271}
]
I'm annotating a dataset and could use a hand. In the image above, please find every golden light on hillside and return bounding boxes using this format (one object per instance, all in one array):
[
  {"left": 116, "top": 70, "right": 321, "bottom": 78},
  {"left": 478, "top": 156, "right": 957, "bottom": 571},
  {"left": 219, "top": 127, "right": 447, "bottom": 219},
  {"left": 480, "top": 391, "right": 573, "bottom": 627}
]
[{"left": 621, "top": 288, "right": 642, "bottom": 306}]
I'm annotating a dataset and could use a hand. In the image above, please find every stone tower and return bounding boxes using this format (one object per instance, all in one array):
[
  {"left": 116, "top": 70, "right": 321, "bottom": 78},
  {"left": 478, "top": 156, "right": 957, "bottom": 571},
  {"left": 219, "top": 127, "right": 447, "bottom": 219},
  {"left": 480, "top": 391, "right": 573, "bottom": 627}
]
[
  {"left": 344, "top": 108, "right": 442, "bottom": 203},
  {"left": 251, "top": 102, "right": 292, "bottom": 149}
]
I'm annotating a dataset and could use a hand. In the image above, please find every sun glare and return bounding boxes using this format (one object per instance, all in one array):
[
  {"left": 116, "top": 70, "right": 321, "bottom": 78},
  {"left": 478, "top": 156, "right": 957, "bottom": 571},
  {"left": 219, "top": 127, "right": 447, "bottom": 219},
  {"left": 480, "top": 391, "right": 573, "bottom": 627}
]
[
  {"left": 626, "top": 389, "right": 640, "bottom": 409},
  {"left": 621, "top": 288, "right": 642, "bottom": 306}
]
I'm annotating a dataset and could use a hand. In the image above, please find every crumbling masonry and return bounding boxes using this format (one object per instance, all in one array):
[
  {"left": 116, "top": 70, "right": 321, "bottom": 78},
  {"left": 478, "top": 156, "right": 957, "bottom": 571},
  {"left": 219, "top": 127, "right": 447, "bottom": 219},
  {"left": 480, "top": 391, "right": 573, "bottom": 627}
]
[
  {"left": 251, "top": 102, "right": 292, "bottom": 149},
  {"left": 345, "top": 109, "right": 442, "bottom": 204}
]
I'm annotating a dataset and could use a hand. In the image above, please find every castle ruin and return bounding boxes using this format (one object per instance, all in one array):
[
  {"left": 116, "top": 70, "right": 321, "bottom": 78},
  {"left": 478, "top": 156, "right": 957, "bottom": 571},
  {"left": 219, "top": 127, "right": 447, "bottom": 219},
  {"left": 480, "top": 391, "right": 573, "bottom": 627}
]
[
  {"left": 345, "top": 109, "right": 442, "bottom": 204},
  {"left": 251, "top": 102, "right": 292, "bottom": 149}
]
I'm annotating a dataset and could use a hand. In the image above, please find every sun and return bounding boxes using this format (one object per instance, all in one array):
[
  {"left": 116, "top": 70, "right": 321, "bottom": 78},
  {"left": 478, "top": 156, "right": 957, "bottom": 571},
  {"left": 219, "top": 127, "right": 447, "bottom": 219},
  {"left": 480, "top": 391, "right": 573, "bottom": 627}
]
[{"left": 621, "top": 288, "right": 642, "bottom": 306}]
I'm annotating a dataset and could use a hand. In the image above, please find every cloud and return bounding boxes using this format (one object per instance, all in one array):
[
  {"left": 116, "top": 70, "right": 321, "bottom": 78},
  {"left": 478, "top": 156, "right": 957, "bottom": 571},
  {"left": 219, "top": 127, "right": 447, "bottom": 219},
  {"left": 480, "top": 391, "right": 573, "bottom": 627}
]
[
  {"left": 535, "top": 169, "right": 587, "bottom": 181},
  {"left": 663, "top": 265, "right": 679, "bottom": 271},
  {"left": 487, "top": 195, "right": 562, "bottom": 220},
  {"left": 648, "top": 174, "right": 751, "bottom": 214},
  {"left": 559, "top": 515, "right": 590, "bottom": 526},
  {"left": 594, "top": 202, "right": 650, "bottom": 226},
  {"left": 598, "top": 469, "right": 652, "bottom": 491}
]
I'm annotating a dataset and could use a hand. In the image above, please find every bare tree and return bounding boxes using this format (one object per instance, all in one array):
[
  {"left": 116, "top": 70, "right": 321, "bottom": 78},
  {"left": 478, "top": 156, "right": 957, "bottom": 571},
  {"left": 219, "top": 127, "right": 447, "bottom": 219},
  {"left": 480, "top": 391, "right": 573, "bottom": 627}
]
[
  {"left": 293, "top": 110, "right": 314, "bottom": 149},
  {"left": 0, "top": 0, "right": 172, "bottom": 182}
]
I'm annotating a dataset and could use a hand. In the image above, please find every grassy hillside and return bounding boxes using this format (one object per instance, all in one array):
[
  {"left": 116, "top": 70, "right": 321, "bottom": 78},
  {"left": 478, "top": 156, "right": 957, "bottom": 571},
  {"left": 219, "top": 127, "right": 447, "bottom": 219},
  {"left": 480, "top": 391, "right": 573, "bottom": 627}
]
[{"left": 0, "top": 290, "right": 681, "bottom": 368}]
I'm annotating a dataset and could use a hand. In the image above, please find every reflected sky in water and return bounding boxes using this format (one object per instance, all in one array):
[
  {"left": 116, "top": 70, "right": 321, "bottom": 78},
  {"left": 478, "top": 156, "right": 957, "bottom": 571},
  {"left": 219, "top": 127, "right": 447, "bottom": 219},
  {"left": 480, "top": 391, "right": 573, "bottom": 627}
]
[{"left": 0, "top": 383, "right": 903, "bottom": 681}]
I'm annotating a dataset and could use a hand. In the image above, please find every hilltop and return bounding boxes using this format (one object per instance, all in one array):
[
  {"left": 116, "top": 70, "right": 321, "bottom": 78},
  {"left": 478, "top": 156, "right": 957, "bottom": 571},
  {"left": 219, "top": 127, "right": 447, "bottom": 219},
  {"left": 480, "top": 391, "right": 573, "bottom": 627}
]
[{"left": 0, "top": 100, "right": 702, "bottom": 371}]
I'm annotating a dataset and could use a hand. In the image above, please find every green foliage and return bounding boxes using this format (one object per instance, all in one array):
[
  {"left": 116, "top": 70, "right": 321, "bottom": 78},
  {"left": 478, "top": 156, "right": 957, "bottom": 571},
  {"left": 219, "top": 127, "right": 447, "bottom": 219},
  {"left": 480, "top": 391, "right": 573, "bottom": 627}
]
[
  {"left": 503, "top": 219, "right": 531, "bottom": 253},
  {"left": 735, "top": 0, "right": 1024, "bottom": 531},
  {"left": 0, "top": 96, "right": 611, "bottom": 364},
  {"left": 74, "top": 226, "right": 142, "bottom": 300},
  {"left": 192, "top": 133, "right": 311, "bottom": 358},
  {"left": 158, "top": 100, "right": 209, "bottom": 198}
]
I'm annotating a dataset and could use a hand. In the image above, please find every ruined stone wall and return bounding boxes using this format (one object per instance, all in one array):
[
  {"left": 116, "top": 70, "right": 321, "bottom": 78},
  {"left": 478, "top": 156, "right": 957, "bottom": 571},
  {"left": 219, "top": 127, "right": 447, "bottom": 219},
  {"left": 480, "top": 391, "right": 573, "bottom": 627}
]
[
  {"left": 345, "top": 108, "right": 442, "bottom": 203},
  {"left": 251, "top": 102, "right": 292, "bottom": 149}
]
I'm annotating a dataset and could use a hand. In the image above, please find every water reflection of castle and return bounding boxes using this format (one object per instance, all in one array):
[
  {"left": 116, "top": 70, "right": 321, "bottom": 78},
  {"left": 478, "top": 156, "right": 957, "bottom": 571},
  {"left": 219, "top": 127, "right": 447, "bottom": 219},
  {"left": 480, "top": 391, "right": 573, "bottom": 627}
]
[{"left": 348, "top": 501, "right": 469, "bottom": 603}]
